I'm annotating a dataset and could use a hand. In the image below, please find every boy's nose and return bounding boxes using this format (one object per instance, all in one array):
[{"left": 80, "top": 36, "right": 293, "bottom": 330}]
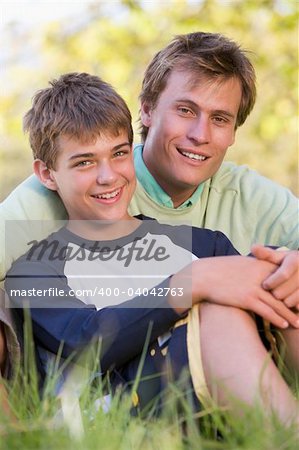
[{"left": 96, "top": 162, "right": 117, "bottom": 185}]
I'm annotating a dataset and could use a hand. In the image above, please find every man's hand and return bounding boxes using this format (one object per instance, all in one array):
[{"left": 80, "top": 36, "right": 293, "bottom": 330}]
[{"left": 251, "top": 245, "right": 299, "bottom": 310}]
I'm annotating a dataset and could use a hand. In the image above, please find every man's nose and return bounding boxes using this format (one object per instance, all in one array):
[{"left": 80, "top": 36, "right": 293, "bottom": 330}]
[{"left": 187, "top": 115, "right": 210, "bottom": 144}]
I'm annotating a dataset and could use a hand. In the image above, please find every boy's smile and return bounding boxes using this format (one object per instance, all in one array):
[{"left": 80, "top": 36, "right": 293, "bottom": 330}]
[{"left": 38, "top": 130, "right": 137, "bottom": 235}]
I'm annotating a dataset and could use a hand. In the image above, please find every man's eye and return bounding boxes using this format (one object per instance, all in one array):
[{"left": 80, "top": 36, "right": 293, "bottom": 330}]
[
  {"left": 213, "top": 116, "right": 227, "bottom": 124},
  {"left": 178, "top": 107, "right": 193, "bottom": 115}
]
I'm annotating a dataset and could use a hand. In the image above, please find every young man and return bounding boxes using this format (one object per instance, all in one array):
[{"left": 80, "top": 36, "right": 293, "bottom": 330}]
[
  {"left": 0, "top": 32, "right": 298, "bottom": 304},
  {"left": 4, "top": 73, "right": 299, "bottom": 425}
]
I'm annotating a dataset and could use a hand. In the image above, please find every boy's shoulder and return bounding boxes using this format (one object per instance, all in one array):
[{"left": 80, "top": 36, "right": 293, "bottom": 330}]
[{"left": 6, "top": 227, "right": 70, "bottom": 277}]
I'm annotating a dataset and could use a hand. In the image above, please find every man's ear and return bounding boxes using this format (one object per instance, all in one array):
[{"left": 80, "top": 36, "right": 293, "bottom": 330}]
[
  {"left": 228, "top": 129, "right": 237, "bottom": 148},
  {"left": 140, "top": 102, "right": 152, "bottom": 127},
  {"left": 33, "top": 159, "right": 58, "bottom": 191}
]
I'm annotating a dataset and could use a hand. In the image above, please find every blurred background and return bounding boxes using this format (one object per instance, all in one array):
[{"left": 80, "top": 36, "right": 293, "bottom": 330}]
[{"left": 0, "top": 0, "right": 298, "bottom": 201}]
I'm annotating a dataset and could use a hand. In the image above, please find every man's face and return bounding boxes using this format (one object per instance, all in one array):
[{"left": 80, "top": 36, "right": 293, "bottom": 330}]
[
  {"left": 141, "top": 70, "right": 242, "bottom": 207},
  {"left": 44, "top": 131, "right": 136, "bottom": 225}
]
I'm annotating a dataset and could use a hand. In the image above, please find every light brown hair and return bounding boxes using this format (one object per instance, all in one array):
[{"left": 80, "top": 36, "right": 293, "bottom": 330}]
[
  {"left": 139, "top": 32, "right": 256, "bottom": 141},
  {"left": 24, "top": 72, "right": 133, "bottom": 169}
]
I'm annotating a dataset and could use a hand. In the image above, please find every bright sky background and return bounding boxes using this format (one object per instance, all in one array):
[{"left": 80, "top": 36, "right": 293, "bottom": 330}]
[
  {"left": 0, "top": 0, "right": 291, "bottom": 32},
  {"left": 0, "top": 0, "right": 96, "bottom": 30}
]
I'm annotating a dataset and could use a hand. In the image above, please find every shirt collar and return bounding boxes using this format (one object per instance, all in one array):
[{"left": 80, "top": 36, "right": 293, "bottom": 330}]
[{"left": 134, "top": 144, "right": 204, "bottom": 209}]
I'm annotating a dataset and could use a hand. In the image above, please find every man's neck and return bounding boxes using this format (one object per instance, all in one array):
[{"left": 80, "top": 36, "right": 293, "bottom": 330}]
[{"left": 142, "top": 144, "right": 197, "bottom": 208}]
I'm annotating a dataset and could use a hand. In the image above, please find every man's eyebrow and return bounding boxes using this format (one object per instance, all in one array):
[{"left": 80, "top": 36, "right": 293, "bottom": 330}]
[
  {"left": 175, "top": 99, "right": 236, "bottom": 119},
  {"left": 175, "top": 98, "right": 198, "bottom": 109},
  {"left": 212, "top": 109, "right": 235, "bottom": 119}
]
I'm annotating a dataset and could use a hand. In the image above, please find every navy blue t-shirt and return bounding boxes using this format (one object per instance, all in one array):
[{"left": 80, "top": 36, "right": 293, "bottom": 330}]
[{"left": 6, "top": 216, "right": 238, "bottom": 382}]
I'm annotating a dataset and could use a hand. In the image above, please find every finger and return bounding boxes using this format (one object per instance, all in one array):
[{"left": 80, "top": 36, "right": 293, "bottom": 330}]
[
  {"left": 251, "top": 300, "right": 289, "bottom": 329},
  {"left": 284, "top": 290, "right": 299, "bottom": 308},
  {"left": 259, "top": 289, "right": 299, "bottom": 329},
  {"left": 272, "top": 275, "right": 299, "bottom": 300},
  {"left": 262, "top": 253, "right": 298, "bottom": 290},
  {"left": 251, "top": 244, "right": 285, "bottom": 265}
]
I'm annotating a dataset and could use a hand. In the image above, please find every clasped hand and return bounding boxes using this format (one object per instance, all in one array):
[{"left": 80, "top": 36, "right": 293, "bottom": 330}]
[{"left": 251, "top": 245, "right": 299, "bottom": 311}]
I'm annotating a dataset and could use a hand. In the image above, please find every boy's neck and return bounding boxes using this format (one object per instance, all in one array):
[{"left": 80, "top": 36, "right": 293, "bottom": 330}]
[{"left": 66, "top": 217, "right": 142, "bottom": 241}]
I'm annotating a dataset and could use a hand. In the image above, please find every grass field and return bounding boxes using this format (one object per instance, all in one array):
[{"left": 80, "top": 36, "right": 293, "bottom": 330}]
[
  {"left": 1, "top": 379, "right": 298, "bottom": 450},
  {"left": 1, "top": 336, "right": 298, "bottom": 450}
]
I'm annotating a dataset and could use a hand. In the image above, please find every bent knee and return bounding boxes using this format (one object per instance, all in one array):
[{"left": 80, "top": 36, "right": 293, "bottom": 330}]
[{"left": 199, "top": 302, "right": 257, "bottom": 329}]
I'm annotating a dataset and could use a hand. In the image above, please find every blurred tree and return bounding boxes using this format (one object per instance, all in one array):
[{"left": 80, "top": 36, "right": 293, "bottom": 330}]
[{"left": 0, "top": 0, "right": 298, "bottom": 200}]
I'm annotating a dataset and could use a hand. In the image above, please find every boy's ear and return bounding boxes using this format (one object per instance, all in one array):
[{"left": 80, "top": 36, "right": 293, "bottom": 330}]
[
  {"left": 33, "top": 159, "right": 58, "bottom": 191},
  {"left": 140, "top": 101, "right": 152, "bottom": 127}
]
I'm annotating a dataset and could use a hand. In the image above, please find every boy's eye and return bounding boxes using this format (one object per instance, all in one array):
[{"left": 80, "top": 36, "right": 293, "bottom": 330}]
[
  {"left": 113, "top": 150, "right": 129, "bottom": 158},
  {"left": 76, "top": 160, "right": 93, "bottom": 167}
]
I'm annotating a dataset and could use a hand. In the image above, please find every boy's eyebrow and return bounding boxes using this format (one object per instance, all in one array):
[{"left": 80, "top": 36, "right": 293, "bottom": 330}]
[
  {"left": 112, "top": 142, "right": 131, "bottom": 150},
  {"left": 175, "top": 98, "right": 236, "bottom": 119},
  {"left": 69, "top": 152, "right": 94, "bottom": 161},
  {"left": 68, "top": 143, "right": 131, "bottom": 161}
]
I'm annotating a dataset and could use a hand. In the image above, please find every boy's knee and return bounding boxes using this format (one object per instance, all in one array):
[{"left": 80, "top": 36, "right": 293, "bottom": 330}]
[{"left": 200, "top": 302, "right": 257, "bottom": 329}]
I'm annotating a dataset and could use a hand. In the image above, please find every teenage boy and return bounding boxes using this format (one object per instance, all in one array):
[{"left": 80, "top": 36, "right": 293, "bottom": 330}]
[
  {"left": 5, "top": 73, "right": 299, "bottom": 425},
  {"left": 0, "top": 32, "right": 298, "bottom": 307}
]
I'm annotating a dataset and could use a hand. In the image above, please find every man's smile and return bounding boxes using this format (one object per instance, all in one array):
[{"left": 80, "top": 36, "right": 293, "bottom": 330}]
[{"left": 176, "top": 147, "right": 210, "bottom": 162}]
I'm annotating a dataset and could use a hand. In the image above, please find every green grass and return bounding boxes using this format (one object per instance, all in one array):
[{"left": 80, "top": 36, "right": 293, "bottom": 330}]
[
  {"left": 1, "top": 367, "right": 298, "bottom": 450},
  {"left": 0, "top": 320, "right": 298, "bottom": 450},
  {"left": 1, "top": 373, "right": 298, "bottom": 450}
]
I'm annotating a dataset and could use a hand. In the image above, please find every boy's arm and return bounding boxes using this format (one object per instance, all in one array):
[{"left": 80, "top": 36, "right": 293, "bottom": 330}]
[
  {"left": 188, "top": 228, "right": 299, "bottom": 328},
  {"left": 169, "top": 255, "right": 299, "bottom": 329},
  {"left": 5, "top": 266, "right": 184, "bottom": 373}
]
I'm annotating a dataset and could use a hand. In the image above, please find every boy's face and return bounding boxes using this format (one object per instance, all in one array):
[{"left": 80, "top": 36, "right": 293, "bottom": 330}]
[
  {"left": 45, "top": 131, "right": 136, "bottom": 224},
  {"left": 141, "top": 70, "right": 242, "bottom": 207}
]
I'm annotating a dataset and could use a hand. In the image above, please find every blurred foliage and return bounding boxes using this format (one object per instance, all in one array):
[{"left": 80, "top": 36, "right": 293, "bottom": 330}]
[{"left": 0, "top": 0, "right": 298, "bottom": 201}]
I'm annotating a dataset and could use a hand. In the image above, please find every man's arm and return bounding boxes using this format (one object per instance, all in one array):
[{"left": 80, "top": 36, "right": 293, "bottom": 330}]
[{"left": 0, "top": 175, "right": 67, "bottom": 282}]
